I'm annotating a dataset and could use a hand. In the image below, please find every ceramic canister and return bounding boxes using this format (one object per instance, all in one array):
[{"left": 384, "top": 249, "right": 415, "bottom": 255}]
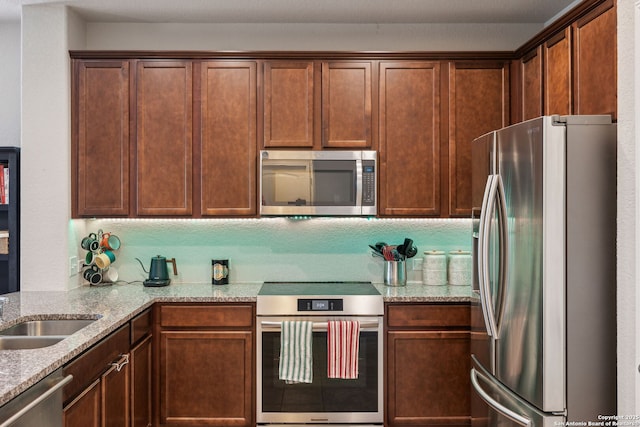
[
  {"left": 448, "top": 250, "right": 472, "bottom": 286},
  {"left": 422, "top": 250, "right": 447, "bottom": 286}
]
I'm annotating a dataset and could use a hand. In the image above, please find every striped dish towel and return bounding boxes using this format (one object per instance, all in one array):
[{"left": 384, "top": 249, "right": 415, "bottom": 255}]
[
  {"left": 327, "top": 320, "right": 360, "bottom": 379},
  {"left": 279, "top": 320, "right": 313, "bottom": 384}
]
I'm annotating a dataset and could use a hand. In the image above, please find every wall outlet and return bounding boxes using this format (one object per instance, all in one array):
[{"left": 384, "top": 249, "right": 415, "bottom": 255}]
[
  {"left": 69, "top": 256, "right": 79, "bottom": 276},
  {"left": 412, "top": 257, "right": 423, "bottom": 271}
]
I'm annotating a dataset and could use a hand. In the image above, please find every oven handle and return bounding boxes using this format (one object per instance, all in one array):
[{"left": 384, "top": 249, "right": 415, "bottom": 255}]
[{"left": 260, "top": 320, "right": 381, "bottom": 332}]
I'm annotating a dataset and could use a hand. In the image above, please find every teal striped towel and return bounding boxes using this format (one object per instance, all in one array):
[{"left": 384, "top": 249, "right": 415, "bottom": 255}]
[{"left": 279, "top": 320, "right": 313, "bottom": 384}]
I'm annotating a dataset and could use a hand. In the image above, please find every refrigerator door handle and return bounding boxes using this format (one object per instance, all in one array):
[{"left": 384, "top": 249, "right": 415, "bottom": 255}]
[
  {"left": 478, "top": 174, "right": 499, "bottom": 338},
  {"left": 494, "top": 174, "right": 509, "bottom": 334},
  {"left": 471, "top": 367, "right": 532, "bottom": 427}
]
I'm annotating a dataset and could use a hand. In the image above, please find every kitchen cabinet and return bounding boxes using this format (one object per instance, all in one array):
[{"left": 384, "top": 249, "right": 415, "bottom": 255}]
[
  {"left": 386, "top": 303, "right": 470, "bottom": 427},
  {"left": 63, "top": 324, "right": 131, "bottom": 427},
  {"left": 322, "top": 61, "right": 374, "bottom": 148},
  {"left": 446, "top": 61, "right": 509, "bottom": 217},
  {"left": 154, "top": 304, "right": 254, "bottom": 426},
  {"left": 573, "top": 0, "right": 617, "bottom": 119},
  {"left": 263, "top": 60, "right": 373, "bottom": 149},
  {"left": 543, "top": 27, "right": 572, "bottom": 116},
  {"left": 73, "top": 60, "right": 130, "bottom": 217},
  {"left": 198, "top": 61, "right": 257, "bottom": 216},
  {"left": 519, "top": 46, "right": 543, "bottom": 121},
  {"left": 263, "top": 60, "right": 319, "bottom": 148},
  {"left": 0, "top": 148, "right": 19, "bottom": 294},
  {"left": 135, "top": 60, "right": 193, "bottom": 216},
  {"left": 379, "top": 61, "right": 441, "bottom": 216},
  {"left": 130, "top": 309, "right": 153, "bottom": 427}
]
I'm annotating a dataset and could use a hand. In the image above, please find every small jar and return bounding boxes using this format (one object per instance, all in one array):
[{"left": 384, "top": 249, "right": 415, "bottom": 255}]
[
  {"left": 448, "top": 250, "right": 471, "bottom": 286},
  {"left": 422, "top": 250, "right": 447, "bottom": 286}
]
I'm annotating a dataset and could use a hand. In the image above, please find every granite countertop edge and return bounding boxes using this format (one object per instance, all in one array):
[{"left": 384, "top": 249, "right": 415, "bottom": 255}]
[{"left": 0, "top": 281, "right": 471, "bottom": 407}]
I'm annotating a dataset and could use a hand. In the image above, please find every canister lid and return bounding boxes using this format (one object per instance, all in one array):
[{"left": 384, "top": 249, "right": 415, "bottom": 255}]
[
  {"left": 424, "top": 250, "right": 445, "bottom": 256},
  {"left": 449, "top": 250, "right": 471, "bottom": 256}
]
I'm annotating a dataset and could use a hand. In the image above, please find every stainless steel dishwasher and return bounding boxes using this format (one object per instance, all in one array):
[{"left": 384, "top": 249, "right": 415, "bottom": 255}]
[{"left": 0, "top": 369, "right": 72, "bottom": 427}]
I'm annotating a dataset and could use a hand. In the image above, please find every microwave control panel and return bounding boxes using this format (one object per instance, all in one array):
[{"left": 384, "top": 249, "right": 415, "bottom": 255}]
[{"left": 362, "top": 160, "right": 376, "bottom": 206}]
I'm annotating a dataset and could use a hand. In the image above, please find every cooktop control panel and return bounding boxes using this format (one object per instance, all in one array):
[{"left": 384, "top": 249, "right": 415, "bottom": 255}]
[{"left": 297, "top": 298, "right": 344, "bottom": 312}]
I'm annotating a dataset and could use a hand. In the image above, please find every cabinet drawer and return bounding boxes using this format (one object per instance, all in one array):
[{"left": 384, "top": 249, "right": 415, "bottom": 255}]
[
  {"left": 63, "top": 323, "right": 130, "bottom": 403},
  {"left": 386, "top": 304, "right": 469, "bottom": 329},
  {"left": 160, "top": 304, "right": 254, "bottom": 328},
  {"left": 131, "top": 308, "right": 152, "bottom": 345}
]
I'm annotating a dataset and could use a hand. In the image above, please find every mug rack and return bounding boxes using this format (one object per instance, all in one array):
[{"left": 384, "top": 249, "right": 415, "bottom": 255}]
[{"left": 80, "top": 229, "right": 121, "bottom": 286}]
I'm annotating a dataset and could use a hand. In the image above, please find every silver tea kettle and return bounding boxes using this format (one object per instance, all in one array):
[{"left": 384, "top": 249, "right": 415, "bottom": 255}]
[{"left": 135, "top": 255, "right": 178, "bottom": 286}]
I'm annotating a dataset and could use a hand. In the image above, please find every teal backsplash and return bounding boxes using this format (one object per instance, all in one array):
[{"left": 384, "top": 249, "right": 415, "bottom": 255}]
[{"left": 73, "top": 218, "right": 471, "bottom": 285}]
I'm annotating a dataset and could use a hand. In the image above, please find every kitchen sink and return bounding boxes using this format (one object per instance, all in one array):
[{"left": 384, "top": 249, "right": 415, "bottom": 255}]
[
  {"left": 0, "top": 336, "right": 65, "bottom": 350},
  {"left": 0, "top": 319, "right": 96, "bottom": 336}
]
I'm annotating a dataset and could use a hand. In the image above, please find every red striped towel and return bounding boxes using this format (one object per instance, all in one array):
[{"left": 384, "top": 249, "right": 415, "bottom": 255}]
[{"left": 327, "top": 320, "right": 360, "bottom": 379}]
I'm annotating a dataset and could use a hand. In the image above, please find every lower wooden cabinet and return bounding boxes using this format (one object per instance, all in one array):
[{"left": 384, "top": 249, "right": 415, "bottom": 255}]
[
  {"left": 154, "top": 304, "right": 255, "bottom": 427},
  {"left": 63, "top": 308, "right": 152, "bottom": 427},
  {"left": 386, "top": 304, "right": 471, "bottom": 427},
  {"left": 63, "top": 325, "right": 131, "bottom": 427}
]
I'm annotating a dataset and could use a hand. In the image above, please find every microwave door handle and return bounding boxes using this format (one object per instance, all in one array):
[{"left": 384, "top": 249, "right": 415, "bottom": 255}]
[
  {"left": 477, "top": 175, "right": 498, "bottom": 337},
  {"left": 356, "top": 159, "right": 363, "bottom": 207},
  {"left": 470, "top": 368, "right": 532, "bottom": 427}
]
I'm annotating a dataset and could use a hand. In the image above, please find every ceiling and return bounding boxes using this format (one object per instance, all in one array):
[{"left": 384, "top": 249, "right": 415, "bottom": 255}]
[{"left": 0, "top": 0, "right": 580, "bottom": 24}]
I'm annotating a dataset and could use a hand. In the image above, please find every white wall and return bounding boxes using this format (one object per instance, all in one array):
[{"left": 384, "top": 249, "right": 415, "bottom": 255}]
[
  {"left": 0, "top": 21, "right": 21, "bottom": 146},
  {"left": 21, "top": 5, "right": 85, "bottom": 291},
  {"left": 85, "top": 22, "right": 540, "bottom": 51},
  {"left": 616, "top": 0, "right": 639, "bottom": 415}
]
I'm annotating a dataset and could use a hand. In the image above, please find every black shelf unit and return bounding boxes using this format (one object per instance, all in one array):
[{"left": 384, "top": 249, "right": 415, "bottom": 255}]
[{"left": 0, "top": 147, "right": 19, "bottom": 294}]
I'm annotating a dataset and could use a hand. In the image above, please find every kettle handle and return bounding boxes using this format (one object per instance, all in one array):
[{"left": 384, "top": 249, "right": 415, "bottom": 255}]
[
  {"left": 134, "top": 258, "right": 149, "bottom": 274},
  {"left": 167, "top": 258, "right": 178, "bottom": 276}
]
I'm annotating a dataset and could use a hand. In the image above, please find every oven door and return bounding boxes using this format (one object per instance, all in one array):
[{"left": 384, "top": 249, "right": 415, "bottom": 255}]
[{"left": 257, "top": 316, "right": 383, "bottom": 425}]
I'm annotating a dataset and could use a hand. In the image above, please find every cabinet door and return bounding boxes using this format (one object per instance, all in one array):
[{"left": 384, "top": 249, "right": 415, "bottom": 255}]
[
  {"left": 74, "top": 60, "right": 130, "bottom": 217},
  {"left": 64, "top": 379, "right": 101, "bottom": 427},
  {"left": 322, "top": 61, "right": 373, "bottom": 148},
  {"left": 387, "top": 331, "right": 470, "bottom": 426},
  {"left": 447, "top": 61, "right": 509, "bottom": 217},
  {"left": 159, "top": 330, "right": 253, "bottom": 426},
  {"left": 102, "top": 355, "right": 130, "bottom": 427},
  {"left": 573, "top": 0, "right": 617, "bottom": 119},
  {"left": 199, "top": 61, "right": 257, "bottom": 216},
  {"left": 379, "top": 62, "right": 441, "bottom": 216},
  {"left": 521, "top": 47, "right": 543, "bottom": 121},
  {"left": 131, "top": 335, "right": 152, "bottom": 427},
  {"left": 544, "top": 28, "right": 572, "bottom": 116},
  {"left": 263, "top": 61, "right": 318, "bottom": 148},
  {"left": 135, "top": 61, "right": 193, "bottom": 216}
]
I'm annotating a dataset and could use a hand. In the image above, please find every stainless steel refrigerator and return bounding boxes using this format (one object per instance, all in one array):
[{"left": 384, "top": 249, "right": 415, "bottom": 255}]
[{"left": 470, "top": 115, "right": 617, "bottom": 426}]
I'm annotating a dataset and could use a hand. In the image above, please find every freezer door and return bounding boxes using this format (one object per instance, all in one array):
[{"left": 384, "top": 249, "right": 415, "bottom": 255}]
[
  {"left": 471, "top": 357, "right": 565, "bottom": 427},
  {"left": 493, "top": 117, "right": 566, "bottom": 412}
]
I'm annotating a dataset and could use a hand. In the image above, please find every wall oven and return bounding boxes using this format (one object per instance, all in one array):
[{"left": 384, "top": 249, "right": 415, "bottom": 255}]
[{"left": 256, "top": 282, "right": 384, "bottom": 426}]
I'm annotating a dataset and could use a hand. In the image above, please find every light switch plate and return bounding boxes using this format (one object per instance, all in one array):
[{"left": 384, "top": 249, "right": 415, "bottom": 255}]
[{"left": 69, "top": 256, "right": 79, "bottom": 276}]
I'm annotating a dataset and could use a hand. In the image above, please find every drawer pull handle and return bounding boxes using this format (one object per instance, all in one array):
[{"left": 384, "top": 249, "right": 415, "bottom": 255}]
[{"left": 110, "top": 354, "right": 130, "bottom": 372}]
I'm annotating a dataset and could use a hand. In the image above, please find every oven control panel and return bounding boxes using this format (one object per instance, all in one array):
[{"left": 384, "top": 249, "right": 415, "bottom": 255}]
[{"left": 297, "top": 299, "right": 344, "bottom": 311}]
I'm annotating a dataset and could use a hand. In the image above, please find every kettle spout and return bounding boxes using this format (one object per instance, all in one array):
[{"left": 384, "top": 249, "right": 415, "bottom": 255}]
[{"left": 135, "top": 257, "right": 149, "bottom": 274}]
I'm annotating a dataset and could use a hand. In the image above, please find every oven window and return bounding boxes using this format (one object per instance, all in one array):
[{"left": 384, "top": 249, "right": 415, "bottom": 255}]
[{"left": 261, "top": 331, "right": 378, "bottom": 412}]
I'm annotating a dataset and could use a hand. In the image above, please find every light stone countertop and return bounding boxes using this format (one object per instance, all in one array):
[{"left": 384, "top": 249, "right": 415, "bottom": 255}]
[{"left": 0, "top": 281, "right": 470, "bottom": 407}]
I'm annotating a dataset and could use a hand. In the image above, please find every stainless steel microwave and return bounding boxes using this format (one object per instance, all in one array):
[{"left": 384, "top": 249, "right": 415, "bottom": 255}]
[{"left": 259, "top": 150, "right": 377, "bottom": 216}]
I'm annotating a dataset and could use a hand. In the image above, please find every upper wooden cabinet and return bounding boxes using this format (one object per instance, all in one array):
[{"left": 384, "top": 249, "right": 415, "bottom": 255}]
[
  {"left": 322, "top": 61, "right": 373, "bottom": 148},
  {"left": 573, "top": 0, "right": 617, "bottom": 119},
  {"left": 135, "top": 60, "right": 193, "bottom": 216},
  {"left": 263, "top": 61, "right": 318, "bottom": 148},
  {"left": 447, "top": 61, "right": 510, "bottom": 217},
  {"left": 263, "top": 60, "right": 374, "bottom": 149},
  {"left": 520, "top": 46, "right": 543, "bottom": 121},
  {"left": 198, "top": 61, "right": 257, "bottom": 216},
  {"left": 379, "top": 61, "right": 441, "bottom": 217},
  {"left": 544, "top": 28, "right": 572, "bottom": 116},
  {"left": 73, "top": 60, "right": 130, "bottom": 217}
]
